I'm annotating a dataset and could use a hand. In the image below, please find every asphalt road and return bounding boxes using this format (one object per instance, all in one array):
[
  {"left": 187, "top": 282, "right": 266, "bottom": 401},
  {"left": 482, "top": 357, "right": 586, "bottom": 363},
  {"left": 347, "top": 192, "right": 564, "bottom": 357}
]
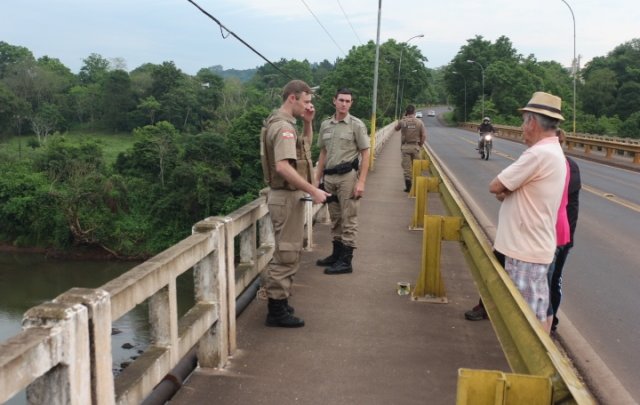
[{"left": 420, "top": 107, "right": 640, "bottom": 402}]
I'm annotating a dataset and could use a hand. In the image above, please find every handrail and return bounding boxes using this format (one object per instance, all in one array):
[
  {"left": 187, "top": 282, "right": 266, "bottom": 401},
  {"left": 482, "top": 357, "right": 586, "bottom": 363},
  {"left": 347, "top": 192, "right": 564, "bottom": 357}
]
[
  {"left": 422, "top": 143, "right": 595, "bottom": 404},
  {"left": 0, "top": 122, "right": 408, "bottom": 405},
  {"left": 460, "top": 122, "right": 640, "bottom": 165}
]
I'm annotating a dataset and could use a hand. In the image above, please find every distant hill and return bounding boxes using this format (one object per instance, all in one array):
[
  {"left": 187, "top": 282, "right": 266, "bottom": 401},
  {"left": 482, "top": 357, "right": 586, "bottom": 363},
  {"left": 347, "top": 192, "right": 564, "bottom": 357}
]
[{"left": 207, "top": 65, "right": 256, "bottom": 82}]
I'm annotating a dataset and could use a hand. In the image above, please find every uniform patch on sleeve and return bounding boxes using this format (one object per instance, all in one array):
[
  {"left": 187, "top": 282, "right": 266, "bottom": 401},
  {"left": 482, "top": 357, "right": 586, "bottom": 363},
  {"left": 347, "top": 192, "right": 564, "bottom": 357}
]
[{"left": 280, "top": 131, "right": 295, "bottom": 139}]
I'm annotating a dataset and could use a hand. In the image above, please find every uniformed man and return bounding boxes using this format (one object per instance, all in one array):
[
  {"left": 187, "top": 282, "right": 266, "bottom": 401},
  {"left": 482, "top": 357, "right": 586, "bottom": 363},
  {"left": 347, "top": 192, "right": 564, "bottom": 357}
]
[
  {"left": 260, "top": 80, "right": 330, "bottom": 327},
  {"left": 314, "top": 88, "right": 370, "bottom": 275},
  {"left": 394, "top": 104, "right": 427, "bottom": 192}
]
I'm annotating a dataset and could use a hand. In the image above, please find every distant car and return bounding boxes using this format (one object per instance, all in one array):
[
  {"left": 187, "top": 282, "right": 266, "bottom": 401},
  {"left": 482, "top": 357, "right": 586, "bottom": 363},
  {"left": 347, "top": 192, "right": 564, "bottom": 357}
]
[
  {"left": 427, "top": 110, "right": 436, "bottom": 117},
  {"left": 415, "top": 111, "right": 423, "bottom": 118}
]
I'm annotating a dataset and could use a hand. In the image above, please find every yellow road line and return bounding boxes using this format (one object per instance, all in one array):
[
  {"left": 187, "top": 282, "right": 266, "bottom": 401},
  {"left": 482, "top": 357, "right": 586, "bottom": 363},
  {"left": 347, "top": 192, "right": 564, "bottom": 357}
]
[{"left": 582, "top": 185, "right": 640, "bottom": 213}]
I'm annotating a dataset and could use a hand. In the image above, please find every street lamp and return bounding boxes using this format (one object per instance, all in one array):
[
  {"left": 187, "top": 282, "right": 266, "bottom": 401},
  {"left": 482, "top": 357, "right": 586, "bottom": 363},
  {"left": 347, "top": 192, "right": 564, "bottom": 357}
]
[
  {"left": 452, "top": 71, "right": 467, "bottom": 122},
  {"left": 467, "top": 59, "right": 485, "bottom": 119},
  {"left": 395, "top": 34, "right": 424, "bottom": 118},
  {"left": 561, "top": 0, "right": 577, "bottom": 136},
  {"left": 399, "top": 69, "right": 418, "bottom": 114}
]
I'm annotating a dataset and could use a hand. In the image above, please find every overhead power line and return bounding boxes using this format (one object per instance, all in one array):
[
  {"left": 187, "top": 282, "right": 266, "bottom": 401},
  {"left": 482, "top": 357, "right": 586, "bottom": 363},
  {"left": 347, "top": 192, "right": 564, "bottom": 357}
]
[
  {"left": 186, "top": 0, "right": 293, "bottom": 81},
  {"left": 336, "top": 0, "right": 363, "bottom": 45},
  {"left": 299, "top": 0, "right": 346, "bottom": 56}
]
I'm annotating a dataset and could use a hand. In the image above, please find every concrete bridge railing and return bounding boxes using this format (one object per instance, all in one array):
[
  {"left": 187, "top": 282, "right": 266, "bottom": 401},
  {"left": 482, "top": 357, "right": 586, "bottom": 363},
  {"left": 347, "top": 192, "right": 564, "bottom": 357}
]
[{"left": 0, "top": 122, "right": 398, "bottom": 405}]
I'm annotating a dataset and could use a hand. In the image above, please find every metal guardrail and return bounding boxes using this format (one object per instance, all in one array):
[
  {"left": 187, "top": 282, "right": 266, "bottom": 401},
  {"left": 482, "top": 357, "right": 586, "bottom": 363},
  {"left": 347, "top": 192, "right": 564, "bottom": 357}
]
[
  {"left": 420, "top": 143, "right": 596, "bottom": 404},
  {"left": 460, "top": 123, "right": 640, "bottom": 164}
]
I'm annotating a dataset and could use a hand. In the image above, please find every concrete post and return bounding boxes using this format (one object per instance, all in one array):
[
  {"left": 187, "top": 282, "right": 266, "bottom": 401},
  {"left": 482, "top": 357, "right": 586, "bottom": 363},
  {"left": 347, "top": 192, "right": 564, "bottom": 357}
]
[
  {"left": 56, "top": 288, "right": 115, "bottom": 405},
  {"left": 192, "top": 218, "right": 230, "bottom": 366},
  {"left": 22, "top": 302, "right": 91, "bottom": 405}
]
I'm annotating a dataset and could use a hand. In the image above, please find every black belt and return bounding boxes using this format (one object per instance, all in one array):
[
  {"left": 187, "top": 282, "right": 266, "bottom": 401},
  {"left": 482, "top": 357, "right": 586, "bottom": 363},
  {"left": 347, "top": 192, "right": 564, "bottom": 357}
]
[{"left": 402, "top": 142, "right": 421, "bottom": 145}]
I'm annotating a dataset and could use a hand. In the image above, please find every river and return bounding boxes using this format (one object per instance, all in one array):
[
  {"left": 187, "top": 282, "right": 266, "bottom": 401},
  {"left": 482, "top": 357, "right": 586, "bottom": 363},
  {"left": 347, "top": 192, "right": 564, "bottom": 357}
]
[{"left": 0, "top": 251, "right": 193, "bottom": 404}]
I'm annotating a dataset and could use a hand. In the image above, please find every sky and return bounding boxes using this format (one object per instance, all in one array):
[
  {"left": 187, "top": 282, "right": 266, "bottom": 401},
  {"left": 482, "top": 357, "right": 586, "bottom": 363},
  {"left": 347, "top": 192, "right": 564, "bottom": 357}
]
[{"left": 1, "top": 0, "right": 639, "bottom": 76}]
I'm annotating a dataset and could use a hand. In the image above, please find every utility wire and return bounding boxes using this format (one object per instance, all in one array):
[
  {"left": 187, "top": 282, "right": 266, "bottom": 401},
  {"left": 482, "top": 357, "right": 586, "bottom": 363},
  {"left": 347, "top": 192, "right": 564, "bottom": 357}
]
[
  {"left": 299, "top": 0, "right": 346, "bottom": 56},
  {"left": 336, "top": 0, "right": 363, "bottom": 45},
  {"left": 186, "top": 0, "right": 293, "bottom": 81}
]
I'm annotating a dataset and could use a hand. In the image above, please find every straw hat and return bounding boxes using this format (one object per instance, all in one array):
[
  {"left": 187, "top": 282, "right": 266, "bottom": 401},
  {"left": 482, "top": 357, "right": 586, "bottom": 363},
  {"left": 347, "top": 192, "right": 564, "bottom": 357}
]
[{"left": 519, "top": 91, "right": 565, "bottom": 121}]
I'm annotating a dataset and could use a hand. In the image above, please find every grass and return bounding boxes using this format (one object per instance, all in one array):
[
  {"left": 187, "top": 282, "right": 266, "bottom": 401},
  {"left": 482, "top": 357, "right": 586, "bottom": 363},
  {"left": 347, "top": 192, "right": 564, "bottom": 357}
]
[{"left": 0, "top": 131, "right": 136, "bottom": 165}]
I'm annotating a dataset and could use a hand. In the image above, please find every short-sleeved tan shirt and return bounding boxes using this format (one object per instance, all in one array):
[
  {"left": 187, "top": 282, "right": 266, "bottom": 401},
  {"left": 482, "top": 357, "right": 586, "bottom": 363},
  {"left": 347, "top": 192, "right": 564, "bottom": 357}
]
[
  {"left": 261, "top": 110, "right": 313, "bottom": 189},
  {"left": 318, "top": 113, "right": 370, "bottom": 168}
]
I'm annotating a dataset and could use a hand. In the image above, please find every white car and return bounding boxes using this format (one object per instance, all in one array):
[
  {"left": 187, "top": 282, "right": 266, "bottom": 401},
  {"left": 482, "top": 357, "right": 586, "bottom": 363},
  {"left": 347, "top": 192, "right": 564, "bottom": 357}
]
[
  {"left": 415, "top": 111, "right": 423, "bottom": 118},
  {"left": 427, "top": 110, "right": 436, "bottom": 117}
]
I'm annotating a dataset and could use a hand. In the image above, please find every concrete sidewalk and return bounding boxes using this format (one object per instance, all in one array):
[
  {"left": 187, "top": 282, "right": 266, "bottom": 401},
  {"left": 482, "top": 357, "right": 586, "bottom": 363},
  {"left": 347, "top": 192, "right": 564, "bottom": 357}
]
[{"left": 170, "top": 132, "right": 509, "bottom": 405}]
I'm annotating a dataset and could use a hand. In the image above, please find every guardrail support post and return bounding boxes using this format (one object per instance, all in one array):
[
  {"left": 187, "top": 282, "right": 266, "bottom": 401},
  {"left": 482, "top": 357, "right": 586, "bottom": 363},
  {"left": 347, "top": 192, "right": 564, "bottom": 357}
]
[
  {"left": 409, "top": 159, "right": 430, "bottom": 197},
  {"left": 456, "top": 368, "right": 551, "bottom": 405},
  {"left": 412, "top": 215, "right": 461, "bottom": 303},
  {"left": 410, "top": 176, "right": 441, "bottom": 230}
]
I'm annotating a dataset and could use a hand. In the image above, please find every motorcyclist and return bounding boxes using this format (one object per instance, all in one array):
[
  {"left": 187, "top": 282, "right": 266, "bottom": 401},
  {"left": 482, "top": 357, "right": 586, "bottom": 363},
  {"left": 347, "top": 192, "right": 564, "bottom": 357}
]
[{"left": 477, "top": 117, "right": 495, "bottom": 150}]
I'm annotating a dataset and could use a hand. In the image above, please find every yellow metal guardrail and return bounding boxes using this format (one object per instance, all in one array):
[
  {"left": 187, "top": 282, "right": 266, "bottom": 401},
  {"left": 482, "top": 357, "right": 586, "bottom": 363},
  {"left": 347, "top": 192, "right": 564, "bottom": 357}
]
[
  {"left": 411, "top": 146, "right": 596, "bottom": 404},
  {"left": 460, "top": 122, "right": 640, "bottom": 165}
]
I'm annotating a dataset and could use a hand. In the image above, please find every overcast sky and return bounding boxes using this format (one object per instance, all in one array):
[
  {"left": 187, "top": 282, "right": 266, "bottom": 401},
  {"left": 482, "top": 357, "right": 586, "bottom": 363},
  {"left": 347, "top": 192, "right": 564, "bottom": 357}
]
[{"left": 2, "top": 0, "right": 638, "bottom": 75}]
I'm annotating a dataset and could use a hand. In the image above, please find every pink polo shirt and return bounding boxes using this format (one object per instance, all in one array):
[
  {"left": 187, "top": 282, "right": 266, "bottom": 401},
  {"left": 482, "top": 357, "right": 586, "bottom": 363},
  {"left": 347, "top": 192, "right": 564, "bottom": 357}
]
[{"left": 494, "top": 136, "right": 567, "bottom": 264}]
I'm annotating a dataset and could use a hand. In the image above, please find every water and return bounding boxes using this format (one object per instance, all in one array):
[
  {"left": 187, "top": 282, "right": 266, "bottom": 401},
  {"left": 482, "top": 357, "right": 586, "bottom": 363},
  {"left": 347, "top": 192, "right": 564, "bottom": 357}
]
[{"left": 0, "top": 252, "right": 166, "bottom": 404}]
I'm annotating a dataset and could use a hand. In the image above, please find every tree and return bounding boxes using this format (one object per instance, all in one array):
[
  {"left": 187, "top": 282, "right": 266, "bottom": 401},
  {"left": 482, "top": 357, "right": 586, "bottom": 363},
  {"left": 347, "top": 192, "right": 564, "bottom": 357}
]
[
  {"left": 79, "top": 53, "right": 111, "bottom": 85},
  {"left": 0, "top": 41, "right": 34, "bottom": 79},
  {"left": 581, "top": 68, "right": 618, "bottom": 116},
  {"left": 615, "top": 81, "right": 640, "bottom": 120},
  {"left": 101, "top": 70, "right": 134, "bottom": 131},
  {"left": 30, "top": 103, "right": 63, "bottom": 144},
  {"left": 120, "top": 121, "right": 180, "bottom": 187},
  {"left": 137, "top": 96, "right": 161, "bottom": 125}
]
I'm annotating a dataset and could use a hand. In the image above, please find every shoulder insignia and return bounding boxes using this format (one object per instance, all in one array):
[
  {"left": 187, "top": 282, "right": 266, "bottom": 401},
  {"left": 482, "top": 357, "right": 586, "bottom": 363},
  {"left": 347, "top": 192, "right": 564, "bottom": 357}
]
[{"left": 281, "top": 131, "right": 295, "bottom": 139}]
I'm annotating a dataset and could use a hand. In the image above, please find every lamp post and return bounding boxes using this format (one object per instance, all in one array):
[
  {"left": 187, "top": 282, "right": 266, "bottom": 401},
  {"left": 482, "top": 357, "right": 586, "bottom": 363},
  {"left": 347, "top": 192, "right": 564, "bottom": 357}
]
[
  {"left": 561, "top": 0, "right": 577, "bottom": 135},
  {"left": 399, "top": 69, "right": 418, "bottom": 114},
  {"left": 369, "top": 0, "right": 382, "bottom": 170},
  {"left": 467, "top": 59, "right": 485, "bottom": 119},
  {"left": 452, "top": 71, "right": 467, "bottom": 122},
  {"left": 395, "top": 34, "right": 424, "bottom": 119}
]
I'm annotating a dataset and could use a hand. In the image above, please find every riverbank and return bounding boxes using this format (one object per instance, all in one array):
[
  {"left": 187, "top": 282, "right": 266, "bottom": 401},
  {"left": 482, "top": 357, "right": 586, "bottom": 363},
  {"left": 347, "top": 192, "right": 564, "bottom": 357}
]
[{"left": 0, "top": 243, "right": 147, "bottom": 261}]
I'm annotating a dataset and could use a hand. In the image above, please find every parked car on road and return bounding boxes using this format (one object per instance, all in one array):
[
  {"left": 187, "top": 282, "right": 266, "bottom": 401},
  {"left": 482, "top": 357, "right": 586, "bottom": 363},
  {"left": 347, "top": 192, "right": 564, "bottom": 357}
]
[
  {"left": 427, "top": 110, "right": 436, "bottom": 117},
  {"left": 415, "top": 111, "right": 423, "bottom": 118}
]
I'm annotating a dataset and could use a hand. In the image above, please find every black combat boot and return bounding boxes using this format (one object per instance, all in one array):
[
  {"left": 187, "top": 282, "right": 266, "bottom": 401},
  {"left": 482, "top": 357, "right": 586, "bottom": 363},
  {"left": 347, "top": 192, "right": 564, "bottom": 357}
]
[
  {"left": 316, "top": 240, "right": 344, "bottom": 266},
  {"left": 404, "top": 179, "right": 412, "bottom": 192},
  {"left": 266, "top": 298, "right": 305, "bottom": 328},
  {"left": 324, "top": 246, "right": 354, "bottom": 275},
  {"left": 284, "top": 298, "right": 294, "bottom": 314}
]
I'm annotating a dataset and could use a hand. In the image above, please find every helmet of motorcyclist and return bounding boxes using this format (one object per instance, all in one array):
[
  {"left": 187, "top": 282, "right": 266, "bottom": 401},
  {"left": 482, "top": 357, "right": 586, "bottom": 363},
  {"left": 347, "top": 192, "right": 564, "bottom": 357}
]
[{"left": 483, "top": 117, "right": 491, "bottom": 123}]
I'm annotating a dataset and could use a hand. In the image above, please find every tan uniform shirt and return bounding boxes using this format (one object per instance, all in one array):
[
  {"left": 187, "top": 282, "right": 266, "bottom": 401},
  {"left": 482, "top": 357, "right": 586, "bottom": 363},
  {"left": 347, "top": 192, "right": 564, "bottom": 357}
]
[
  {"left": 318, "top": 113, "right": 370, "bottom": 168},
  {"left": 261, "top": 110, "right": 313, "bottom": 189},
  {"left": 399, "top": 117, "right": 425, "bottom": 144}
]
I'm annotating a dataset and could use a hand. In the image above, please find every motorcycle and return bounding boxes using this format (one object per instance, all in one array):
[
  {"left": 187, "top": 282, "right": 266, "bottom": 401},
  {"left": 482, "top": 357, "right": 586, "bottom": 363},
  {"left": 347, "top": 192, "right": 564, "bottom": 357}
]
[{"left": 478, "top": 132, "right": 493, "bottom": 160}]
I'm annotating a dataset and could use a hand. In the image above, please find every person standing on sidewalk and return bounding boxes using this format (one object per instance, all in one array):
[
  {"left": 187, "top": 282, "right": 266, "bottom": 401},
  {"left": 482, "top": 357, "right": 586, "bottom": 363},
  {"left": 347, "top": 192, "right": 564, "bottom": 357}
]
[
  {"left": 314, "top": 87, "right": 370, "bottom": 275},
  {"left": 547, "top": 129, "right": 581, "bottom": 332},
  {"left": 260, "top": 80, "right": 330, "bottom": 328},
  {"left": 489, "top": 91, "right": 567, "bottom": 333},
  {"left": 395, "top": 104, "right": 426, "bottom": 192}
]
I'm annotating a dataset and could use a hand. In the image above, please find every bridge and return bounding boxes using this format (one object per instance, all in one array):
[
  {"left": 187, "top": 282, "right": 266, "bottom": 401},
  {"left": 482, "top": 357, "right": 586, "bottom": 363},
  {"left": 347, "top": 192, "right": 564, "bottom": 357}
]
[{"left": 1, "top": 112, "right": 638, "bottom": 404}]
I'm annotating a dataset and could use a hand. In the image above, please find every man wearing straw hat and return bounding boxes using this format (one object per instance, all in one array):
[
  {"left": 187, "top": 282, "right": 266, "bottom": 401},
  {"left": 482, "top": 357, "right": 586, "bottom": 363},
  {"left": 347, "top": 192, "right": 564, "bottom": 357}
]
[{"left": 489, "top": 91, "right": 567, "bottom": 333}]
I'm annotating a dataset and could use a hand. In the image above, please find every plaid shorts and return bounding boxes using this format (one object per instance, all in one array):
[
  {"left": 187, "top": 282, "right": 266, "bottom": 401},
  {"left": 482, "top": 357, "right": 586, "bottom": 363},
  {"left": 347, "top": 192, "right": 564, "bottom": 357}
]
[{"left": 505, "top": 257, "right": 550, "bottom": 321}]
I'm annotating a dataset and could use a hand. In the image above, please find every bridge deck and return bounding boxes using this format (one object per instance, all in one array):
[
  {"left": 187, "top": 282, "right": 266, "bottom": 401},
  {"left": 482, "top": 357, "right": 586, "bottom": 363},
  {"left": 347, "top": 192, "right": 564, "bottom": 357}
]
[{"left": 169, "top": 132, "right": 509, "bottom": 405}]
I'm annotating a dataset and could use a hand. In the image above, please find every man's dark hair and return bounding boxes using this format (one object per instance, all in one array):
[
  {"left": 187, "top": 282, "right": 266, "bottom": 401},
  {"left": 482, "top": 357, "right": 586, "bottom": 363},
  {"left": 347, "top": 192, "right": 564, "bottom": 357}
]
[
  {"left": 334, "top": 87, "right": 353, "bottom": 98},
  {"left": 282, "top": 80, "right": 312, "bottom": 101},
  {"left": 405, "top": 105, "right": 416, "bottom": 115}
]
